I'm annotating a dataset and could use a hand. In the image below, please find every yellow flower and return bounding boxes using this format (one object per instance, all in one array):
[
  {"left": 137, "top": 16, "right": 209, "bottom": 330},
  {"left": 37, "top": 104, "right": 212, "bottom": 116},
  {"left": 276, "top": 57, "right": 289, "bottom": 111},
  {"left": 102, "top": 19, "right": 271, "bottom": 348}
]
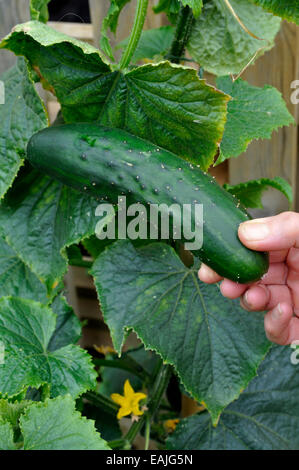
[
  {"left": 111, "top": 379, "right": 147, "bottom": 420},
  {"left": 164, "top": 419, "right": 180, "bottom": 433},
  {"left": 93, "top": 344, "right": 115, "bottom": 355}
]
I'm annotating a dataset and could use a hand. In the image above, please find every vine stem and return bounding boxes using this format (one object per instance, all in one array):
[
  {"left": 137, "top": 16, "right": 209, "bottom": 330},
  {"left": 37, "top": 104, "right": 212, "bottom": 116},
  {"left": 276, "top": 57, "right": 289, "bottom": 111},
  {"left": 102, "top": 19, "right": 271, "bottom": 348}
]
[
  {"left": 125, "top": 361, "right": 172, "bottom": 445},
  {"left": 109, "top": 361, "right": 172, "bottom": 449},
  {"left": 84, "top": 390, "right": 119, "bottom": 415},
  {"left": 118, "top": 0, "right": 149, "bottom": 70},
  {"left": 166, "top": 6, "right": 195, "bottom": 64},
  {"left": 93, "top": 357, "right": 151, "bottom": 382}
]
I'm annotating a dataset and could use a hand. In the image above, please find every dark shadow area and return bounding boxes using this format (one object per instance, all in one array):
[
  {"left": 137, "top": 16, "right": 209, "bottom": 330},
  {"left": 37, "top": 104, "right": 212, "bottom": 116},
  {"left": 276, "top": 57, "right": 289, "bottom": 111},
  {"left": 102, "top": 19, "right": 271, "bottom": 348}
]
[{"left": 48, "top": 0, "right": 91, "bottom": 23}]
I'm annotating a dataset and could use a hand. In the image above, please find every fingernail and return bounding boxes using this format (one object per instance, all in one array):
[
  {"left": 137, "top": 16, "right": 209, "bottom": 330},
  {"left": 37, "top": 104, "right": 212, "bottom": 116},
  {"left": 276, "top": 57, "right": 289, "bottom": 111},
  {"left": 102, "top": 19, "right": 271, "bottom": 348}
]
[
  {"left": 243, "top": 291, "right": 252, "bottom": 309},
  {"left": 239, "top": 221, "right": 270, "bottom": 241},
  {"left": 272, "top": 303, "right": 283, "bottom": 320},
  {"left": 198, "top": 264, "right": 212, "bottom": 281}
]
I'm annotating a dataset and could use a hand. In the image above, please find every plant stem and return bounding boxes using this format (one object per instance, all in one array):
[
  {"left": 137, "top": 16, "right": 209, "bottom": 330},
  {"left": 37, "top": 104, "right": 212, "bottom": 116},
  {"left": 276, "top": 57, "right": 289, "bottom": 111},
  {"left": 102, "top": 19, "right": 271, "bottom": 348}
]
[
  {"left": 84, "top": 390, "right": 119, "bottom": 415},
  {"left": 124, "top": 361, "right": 172, "bottom": 446},
  {"left": 109, "top": 438, "right": 131, "bottom": 450},
  {"left": 144, "top": 415, "right": 150, "bottom": 450},
  {"left": 93, "top": 357, "right": 150, "bottom": 382},
  {"left": 166, "top": 6, "right": 195, "bottom": 64},
  {"left": 68, "top": 258, "right": 93, "bottom": 269},
  {"left": 118, "top": 0, "right": 149, "bottom": 70}
]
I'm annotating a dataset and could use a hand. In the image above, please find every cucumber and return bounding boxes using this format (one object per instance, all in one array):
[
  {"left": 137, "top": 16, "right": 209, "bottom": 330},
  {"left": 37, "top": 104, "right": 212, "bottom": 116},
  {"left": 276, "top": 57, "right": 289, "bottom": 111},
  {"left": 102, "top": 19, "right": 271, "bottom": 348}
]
[{"left": 26, "top": 123, "right": 269, "bottom": 283}]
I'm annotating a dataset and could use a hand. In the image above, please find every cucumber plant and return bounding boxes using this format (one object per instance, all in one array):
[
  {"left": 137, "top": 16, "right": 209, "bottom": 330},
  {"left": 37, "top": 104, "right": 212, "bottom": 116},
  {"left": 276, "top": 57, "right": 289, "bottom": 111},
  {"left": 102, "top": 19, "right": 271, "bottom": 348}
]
[{"left": 0, "top": 0, "right": 298, "bottom": 451}]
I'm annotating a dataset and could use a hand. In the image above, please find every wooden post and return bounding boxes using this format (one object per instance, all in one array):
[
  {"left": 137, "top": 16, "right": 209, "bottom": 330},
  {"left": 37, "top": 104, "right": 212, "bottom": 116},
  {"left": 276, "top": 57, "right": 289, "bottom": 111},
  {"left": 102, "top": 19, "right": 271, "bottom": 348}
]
[
  {"left": 0, "top": 0, "right": 30, "bottom": 74},
  {"left": 229, "top": 22, "right": 299, "bottom": 216}
]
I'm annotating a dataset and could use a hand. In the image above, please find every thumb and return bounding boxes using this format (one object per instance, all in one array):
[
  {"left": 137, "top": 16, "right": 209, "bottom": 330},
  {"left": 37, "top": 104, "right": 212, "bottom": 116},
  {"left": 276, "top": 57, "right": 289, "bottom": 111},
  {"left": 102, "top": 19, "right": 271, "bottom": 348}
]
[{"left": 238, "top": 211, "right": 299, "bottom": 251}]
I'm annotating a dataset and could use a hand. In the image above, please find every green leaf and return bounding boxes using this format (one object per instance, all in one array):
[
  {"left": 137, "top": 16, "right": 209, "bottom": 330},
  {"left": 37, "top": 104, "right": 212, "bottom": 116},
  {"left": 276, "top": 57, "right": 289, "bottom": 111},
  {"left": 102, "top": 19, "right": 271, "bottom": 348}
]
[
  {"left": 30, "top": 0, "right": 51, "bottom": 23},
  {"left": 0, "top": 236, "right": 47, "bottom": 302},
  {"left": 91, "top": 241, "right": 270, "bottom": 424},
  {"left": 117, "top": 26, "right": 175, "bottom": 63},
  {"left": 0, "top": 297, "right": 96, "bottom": 398},
  {"left": 100, "top": 0, "right": 131, "bottom": 60},
  {"left": 181, "top": 0, "right": 203, "bottom": 17},
  {"left": 249, "top": 0, "right": 299, "bottom": 24},
  {"left": 0, "top": 399, "right": 31, "bottom": 428},
  {"left": 188, "top": 0, "right": 281, "bottom": 76},
  {"left": 216, "top": 76, "right": 295, "bottom": 163},
  {"left": 224, "top": 177, "right": 293, "bottom": 209},
  {"left": 0, "top": 20, "right": 111, "bottom": 71},
  {"left": 0, "top": 21, "right": 229, "bottom": 169},
  {"left": 0, "top": 169, "right": 99, "bottom": 296},
  {"left": 153, "top": 0, "right": 181, "bottom": 24},
  {"left": 48, "top": 295, "right": 81, "bottom": 351},
  {"left": 66, "top": 244, "right": 93, "bottom": 268},
  {"left": 0, "top": 58, "right": 48, "bottom": 200},
  {"left": 83, "top": 236, "right": 108, "bottom": 260},
  {"left": 20, "top": 395, "right": 110, "bottom": 450},
  {"left": 167, "top": 345, "right": 299, "bottom": 450},
  {"left": 0, "top": 421, "right": 16, "bottom": 450},
  {"left": 82, "top": 403, "right": 121, "bottom": 442}
]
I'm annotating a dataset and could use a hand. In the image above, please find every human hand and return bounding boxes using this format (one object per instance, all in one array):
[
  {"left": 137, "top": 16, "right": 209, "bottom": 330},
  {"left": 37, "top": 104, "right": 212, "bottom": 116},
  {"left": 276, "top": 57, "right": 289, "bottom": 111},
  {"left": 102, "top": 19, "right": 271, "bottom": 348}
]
[{"left": 198, "top": 212, "right": 299, "bottom": 345}]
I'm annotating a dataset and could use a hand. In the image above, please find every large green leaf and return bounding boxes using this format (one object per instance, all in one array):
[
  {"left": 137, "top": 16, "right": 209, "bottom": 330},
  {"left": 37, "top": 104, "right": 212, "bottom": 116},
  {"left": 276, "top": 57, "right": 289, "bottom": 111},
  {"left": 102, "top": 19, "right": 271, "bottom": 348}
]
[
  {"left": 0, "top": 58, "right": 48, "bottom": 200},
  {"left": 0, "top": 21, "right": 229, "bottom": 169},
  {"left": 0, "top": 169, "right": 99, "bottom": 295},
  {"left": 188, "top": 0, "right": 281, "bottom": 76},
  {"left": 0, "top": 421, "right": 16, "bottom": 450},
  {"left": 91, "top": 241, "right": 270, "bottom": 424},
  {"left": 117, "top": 26, "right": 175, "bottom": 63},
  {"left": 216, "top": 76, "right": 294, "bottom": 163},
  {"left": 20, "top": 396, "right": 110, "bottom": 450},
  {"left": 30, "top": 0, "right": 51, "bottom": 23},
  {"left": 48, "top": 295, "right": 81, "bottom": 351},
  {"left": 0, "top": 236, "right": 47, "bottom": 302},
  {"left": 0, "top": 297, "right": 96, "bottom": 398},
  {"left": 224, "top": 177, "right": 293, "bottom": 209},
  {"left": 250, "top": 0, "right": 299, "bottom": 24},
  {"left": 167, "top": 346, "right": 299, "bottom": 450},
  {"left": 100, "top": 0, "right": 131, "bottom": 60}
]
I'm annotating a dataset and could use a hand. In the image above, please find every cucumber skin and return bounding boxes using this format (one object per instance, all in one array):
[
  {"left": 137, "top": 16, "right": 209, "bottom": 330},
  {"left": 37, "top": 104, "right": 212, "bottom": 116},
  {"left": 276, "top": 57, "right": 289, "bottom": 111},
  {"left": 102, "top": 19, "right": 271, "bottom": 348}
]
[{"left": 26, "top": 123, "right": 269, "bottom": 283}]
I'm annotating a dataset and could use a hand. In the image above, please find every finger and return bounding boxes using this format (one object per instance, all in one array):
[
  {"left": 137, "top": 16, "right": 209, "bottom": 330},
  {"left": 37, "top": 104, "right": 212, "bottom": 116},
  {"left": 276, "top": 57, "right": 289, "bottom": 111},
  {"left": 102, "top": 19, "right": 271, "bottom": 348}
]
[
  {"left": 264, "top": 303, "right": 296, "bottom": 345},
  {"left": 240, "top": 285, "right": 292, "bottom": 312},
  {"left": 286, "top": 248, "right": 299, "bottom": 316},
  {"left": 269, "top": 250, "right": 289, "bottom": 263},
  {"left": 238, "top": 212, "right": 299, "bottom": 251},
  {"left": 265, "top": 285, "right": 293, "bottom": 310},
  {"left": 220, "top": 279, "right": 248, "bottom": 299},
  {"left": 198, "top": 264, "right": 223, "bottom": 284},
  {"left": 241, "top": 284, "right": 270, "bottom": 311},
  {"left": 260, "top": 262, "right": 288, "bottom": 285}
]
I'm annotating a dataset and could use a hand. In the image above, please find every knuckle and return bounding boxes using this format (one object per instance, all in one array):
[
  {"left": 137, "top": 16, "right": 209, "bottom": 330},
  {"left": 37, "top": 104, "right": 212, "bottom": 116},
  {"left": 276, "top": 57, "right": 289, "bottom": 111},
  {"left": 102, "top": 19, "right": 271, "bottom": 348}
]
[{"left": 279, "top": 211, "right": 299, "bottom": 228}]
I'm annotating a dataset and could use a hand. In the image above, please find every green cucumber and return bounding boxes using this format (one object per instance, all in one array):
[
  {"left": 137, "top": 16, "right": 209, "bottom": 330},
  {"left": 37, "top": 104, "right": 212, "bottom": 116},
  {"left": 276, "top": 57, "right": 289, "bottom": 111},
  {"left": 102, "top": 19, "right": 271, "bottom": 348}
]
[{"left": 26, "top": 123, "right": 269, "bottom": 283}]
